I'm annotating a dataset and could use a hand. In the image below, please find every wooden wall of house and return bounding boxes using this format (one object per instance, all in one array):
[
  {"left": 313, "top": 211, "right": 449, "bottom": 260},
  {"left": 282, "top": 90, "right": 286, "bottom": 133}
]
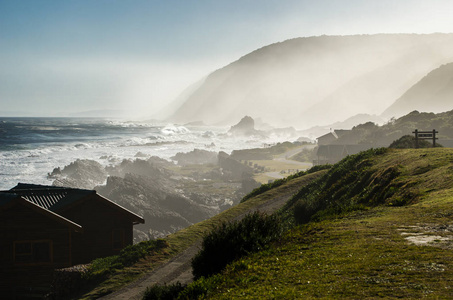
[
  {"left": 0, "top": 202, "right": 73, "bottom": 299},
  {"left": 58, "top": 195, "right": 134, "bottom": 265}
]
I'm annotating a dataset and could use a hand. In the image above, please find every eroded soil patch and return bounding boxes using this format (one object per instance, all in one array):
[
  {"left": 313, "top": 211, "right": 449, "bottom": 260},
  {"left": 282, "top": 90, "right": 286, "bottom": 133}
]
[{"left": 399, "top": 223, "right": 453, "bottom": 249}]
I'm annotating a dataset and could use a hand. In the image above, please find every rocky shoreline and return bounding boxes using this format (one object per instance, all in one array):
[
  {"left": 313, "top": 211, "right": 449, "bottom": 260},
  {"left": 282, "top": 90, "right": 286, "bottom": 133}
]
[{"left": 48, "top": 148, "right": 262, "bottom": 241}]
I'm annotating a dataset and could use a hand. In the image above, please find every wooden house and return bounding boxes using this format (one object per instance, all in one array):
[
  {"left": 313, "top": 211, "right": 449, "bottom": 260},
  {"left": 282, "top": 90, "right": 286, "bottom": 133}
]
[
  {"left": 0, "top": 183, "right": 144, "bottom": 299},
  {"left": 315, "top": 144, "right": 373, "bottom": 165},
  {"left": 315, "top": 145, "right": 346, "bottom": 164},
  {"left": 316, "top": 129, "right": 353, "bottom": 146},
  {"left": 316, "top": 131, "right": 338, "bottom": 145}
]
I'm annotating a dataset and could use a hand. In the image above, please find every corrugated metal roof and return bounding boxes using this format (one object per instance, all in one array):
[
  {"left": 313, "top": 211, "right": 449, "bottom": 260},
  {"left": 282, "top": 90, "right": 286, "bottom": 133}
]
[
  {"left": 22, "top": 191, "right": 68, "bottom": 210},
  {"left": 5, "top": 183, "right": 94, "bottom": 211},
  {"left": 2, "top": 183, "right": 144, "bottom": 224}
]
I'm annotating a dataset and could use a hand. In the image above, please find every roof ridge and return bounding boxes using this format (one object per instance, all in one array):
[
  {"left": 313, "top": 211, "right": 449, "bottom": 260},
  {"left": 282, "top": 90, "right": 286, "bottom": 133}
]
[
  {"left": 4, "top": 184, "right": 95, "bottom": 210},
  {"left": 11, "top": 183, "right": 93, "bottom": 192}
]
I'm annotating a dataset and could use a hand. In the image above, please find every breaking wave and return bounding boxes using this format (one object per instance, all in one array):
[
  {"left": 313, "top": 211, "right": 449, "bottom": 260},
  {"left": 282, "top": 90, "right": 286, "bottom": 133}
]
[{"left": 0, "top": 117, "right": 288, "bottom": 190}]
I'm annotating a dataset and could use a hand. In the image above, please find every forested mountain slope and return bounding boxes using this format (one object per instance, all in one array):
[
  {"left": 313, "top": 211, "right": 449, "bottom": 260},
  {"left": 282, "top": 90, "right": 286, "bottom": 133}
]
[
  {"left": 383, "top": 62, "right": 453, "bottom": 119},
  {"left": 168, "top": 34, "right": 453, "bottom": 128}
]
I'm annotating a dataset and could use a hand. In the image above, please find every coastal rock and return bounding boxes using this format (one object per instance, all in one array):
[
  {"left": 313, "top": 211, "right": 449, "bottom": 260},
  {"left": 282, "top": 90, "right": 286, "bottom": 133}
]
[
  {"left": 50, "top": 159, "right": 107, "bottom": 189},
  {"left": 228, "top": 116, "right": 266, "bottom": 137},
  {"left": 48, "top": 151, "right": 257, "bottom": 241},
  {"left": 218, "top": 151, "right": 254, "bottom": 180},
  {"left": 106, "top": 158, "right": 170, "bottom": 179},
  {"left": 95, "top": 173, "right": 216, "bottom": 240},
  {"left": 171, "top": 149, "right": 218, "bottom": 166}
]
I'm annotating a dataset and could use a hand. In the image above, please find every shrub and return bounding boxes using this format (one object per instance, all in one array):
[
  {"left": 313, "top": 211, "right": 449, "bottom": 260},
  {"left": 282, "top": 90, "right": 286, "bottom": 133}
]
[
  {"left": 287, "top": 148, "right": 391, "bottom": 224},
  {"left": 142, "top": 282, "right": 185, "bottom": 300},
  {"left": 191, "top": 211, "right": 283, "bottom": 279},
  {"left": 389, "top": 135, "right": 443, "bottom": 148},
  {"left": 294, "top": 200, "right": 317, "bottom": 224},
  {"left": 178, "top": 275, "right": 222, "bottom": 299}
]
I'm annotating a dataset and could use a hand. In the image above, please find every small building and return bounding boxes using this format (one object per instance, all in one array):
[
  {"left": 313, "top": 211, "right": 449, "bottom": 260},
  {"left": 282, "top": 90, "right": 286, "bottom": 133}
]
[
  {"left": 0, "top": 183, "right": 145, "bottom": 299},
  {"left": 315, "top": 145, "right": 346, "bottom": 164},
  {"left": 317, "top": 131, "right": 339, "bottom": 145},
  {"left": 315, "top": 144, "right": 374, "bottom": 165},
  {"left": 316, "top": 129, "right": 353, "bottom": 146}
]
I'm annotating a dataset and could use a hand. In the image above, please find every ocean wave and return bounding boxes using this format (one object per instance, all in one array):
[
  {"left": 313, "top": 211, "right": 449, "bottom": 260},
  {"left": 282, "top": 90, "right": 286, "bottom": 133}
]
[
  {"left": 0, "top": 118, "right": 287, "bottom": 190},
  {"left": 161, "top": 124, "right": 190, "bottom": 135}
]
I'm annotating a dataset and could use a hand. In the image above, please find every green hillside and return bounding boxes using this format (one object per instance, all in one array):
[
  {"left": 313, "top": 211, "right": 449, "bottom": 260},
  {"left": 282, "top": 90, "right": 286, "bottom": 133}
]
[
  {"left": 64, "top": 167, "right": 326, "bottom": 299},
  {"left": 179, "top": 148, "right": 453, "bottom": 299},
  {"left": 64, "top": 147, "right": 453, "bottom": 299}
]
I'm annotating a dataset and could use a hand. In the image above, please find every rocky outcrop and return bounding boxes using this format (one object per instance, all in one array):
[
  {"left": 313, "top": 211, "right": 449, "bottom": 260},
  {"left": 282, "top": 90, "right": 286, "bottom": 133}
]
[
  {"left": 228, "top": 116, "right": 266, "bottom": 137},
  {"left": 171, "top": 149, "right": 218, "bottom": 166},
  {"left": 49, "top": 151, "right": 259, "bottom": 241},
  {"left": 96, "top": 173, "right": 216, "bottom": 239},
  {"left": 218, "top": 151, "right": 254, "bottom": 180},
  {"left": 49, "top": 159, "right": 107, "bottom": 188}
]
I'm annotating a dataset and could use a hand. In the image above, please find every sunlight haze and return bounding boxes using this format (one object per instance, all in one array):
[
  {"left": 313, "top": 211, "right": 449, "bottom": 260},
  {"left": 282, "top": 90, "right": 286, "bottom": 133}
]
[{"left": 1, "top": 0, "right": 453, "bottom": 118}]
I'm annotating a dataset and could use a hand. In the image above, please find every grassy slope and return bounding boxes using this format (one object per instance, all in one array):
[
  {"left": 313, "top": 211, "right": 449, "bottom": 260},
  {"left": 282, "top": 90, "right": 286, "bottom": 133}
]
[
  {"left": 200, "top": 148, "right": 453, "bottom": 299},
  {"left": 79, "top": 170, "right": 326, "bottom": 299}
]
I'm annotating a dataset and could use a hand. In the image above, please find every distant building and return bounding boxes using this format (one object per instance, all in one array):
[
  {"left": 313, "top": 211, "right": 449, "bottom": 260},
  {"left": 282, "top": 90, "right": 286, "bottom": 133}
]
[
  {"left": 316, "top": 131, "right": 338, "bottom": 145},
  {"left": 316, "top": 129, "right": 352, "bottom": 145},
  {"left": 315, "top": 144, "right": 375, "bottom": 165},
  {"left": 332, "top": 129, "right": 352, "bottom": 138},
  {"left": 0, "top": 183, "right": 144, "bottom": 299},
  {"left": 315, "top": 129, "right": 373, "bottom": 164},
  {"left": 315, "top": 145, "right": 344, "bottom": 164}
]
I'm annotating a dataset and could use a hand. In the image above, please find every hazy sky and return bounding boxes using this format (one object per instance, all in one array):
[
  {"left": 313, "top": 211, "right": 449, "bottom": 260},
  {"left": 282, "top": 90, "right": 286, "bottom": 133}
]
[{"left": 1, "top": 0, "right": 453, "bottom": 118}]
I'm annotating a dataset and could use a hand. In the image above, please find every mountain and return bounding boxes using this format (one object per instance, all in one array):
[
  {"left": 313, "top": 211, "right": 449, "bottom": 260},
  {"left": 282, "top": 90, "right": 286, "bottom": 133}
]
[
  {"left": 382, "top": 62, "right": 453, "bottom": 119},
  {"left": 167, "top": 34, "right": 453, "bottom": 129},
  {"left": 153, "top": 77, "right": 206, "bottom": 120}
]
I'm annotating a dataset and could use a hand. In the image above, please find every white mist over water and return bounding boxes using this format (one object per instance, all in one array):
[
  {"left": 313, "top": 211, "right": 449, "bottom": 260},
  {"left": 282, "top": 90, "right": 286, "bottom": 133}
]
[{"left": 0, "top": 119, "right": 293, "bottom": 190}]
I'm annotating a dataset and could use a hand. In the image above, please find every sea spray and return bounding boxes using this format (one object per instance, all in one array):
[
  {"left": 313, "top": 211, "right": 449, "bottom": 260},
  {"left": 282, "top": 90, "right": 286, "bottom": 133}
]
[{"left": 0, "top": 117, "right": 291, "bottom": 190}]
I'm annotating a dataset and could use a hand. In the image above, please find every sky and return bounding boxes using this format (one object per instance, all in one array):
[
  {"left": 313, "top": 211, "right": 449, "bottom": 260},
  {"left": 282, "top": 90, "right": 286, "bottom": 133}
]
[{"left": 1, "top": 0, "right": 453, "bottom": 119}]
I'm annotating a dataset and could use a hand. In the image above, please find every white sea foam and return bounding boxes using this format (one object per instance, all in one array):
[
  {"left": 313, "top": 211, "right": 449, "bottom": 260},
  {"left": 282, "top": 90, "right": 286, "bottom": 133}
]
[
  {"left": 0, "top": 120, "right": 293, "bottom": 190},
  {"left": 161, "top": 124, "right": 190, "bottom": 135}
]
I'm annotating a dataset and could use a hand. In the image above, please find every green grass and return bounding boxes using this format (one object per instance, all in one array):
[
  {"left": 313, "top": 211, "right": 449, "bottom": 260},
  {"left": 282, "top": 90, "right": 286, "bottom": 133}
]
[
  {"left": 202, "top": 192, "right": 453, "bottom": 299},
  {"left": 76, "top": 169, "right": 326, "bottom": 299},
  {"left": 191, "top": 211, "right": 284, "bottom": 279},
  {"left": 80, "top": 148, "right": 453, "bottom": 299},
  {"left": 182, "top": 148, "right": 453, "bottom": 299},
  {"left": 204, "top": 212, "right": 453, "bottom": 299}
]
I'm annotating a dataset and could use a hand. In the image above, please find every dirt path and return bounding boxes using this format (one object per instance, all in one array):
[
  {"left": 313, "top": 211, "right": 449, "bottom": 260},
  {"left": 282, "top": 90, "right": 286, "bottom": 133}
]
[{"left": 101, "top": 171, "right": 324, "bottom": 300}]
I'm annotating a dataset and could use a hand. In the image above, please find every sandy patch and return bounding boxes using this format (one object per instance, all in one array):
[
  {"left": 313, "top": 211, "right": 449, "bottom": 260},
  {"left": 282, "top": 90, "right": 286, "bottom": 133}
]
[{"left": 399, "top": 223, "right": 453, "bottom": 248}]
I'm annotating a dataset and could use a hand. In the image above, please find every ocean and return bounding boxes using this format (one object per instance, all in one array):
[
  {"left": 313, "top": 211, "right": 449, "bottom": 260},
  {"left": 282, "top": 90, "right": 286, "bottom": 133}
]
[{"left": 0, "top": 117, "right": 288, "bottom": 190}]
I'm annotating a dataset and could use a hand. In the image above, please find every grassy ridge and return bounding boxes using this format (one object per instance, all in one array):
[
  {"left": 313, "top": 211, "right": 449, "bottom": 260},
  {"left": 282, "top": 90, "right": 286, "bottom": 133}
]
[
  {"left": 81, "top": 148, "right": 453, "bottom": 299},
  {"left": 193, "top": 148, "right": 453, "bottom": 299},
  {"left": 77, "top": 169, "right": 326, "bottom": 299}
]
